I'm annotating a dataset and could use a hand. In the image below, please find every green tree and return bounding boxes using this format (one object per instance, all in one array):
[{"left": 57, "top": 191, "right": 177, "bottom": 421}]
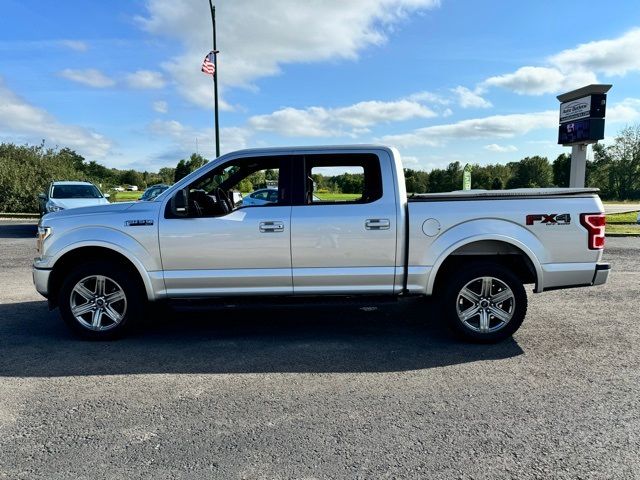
[
  {"left": 491, "top": 177, "right": 503, "bottom": 190},
  {"left": 507, "top": 156, "right": 552, "bottom": 188},
  {"left": 187, "top": 153, "right": 208, "bottom": 171},
  {"left": 174, "top": 153, "right": 208, "bottom": 182},
  {"left": 158, "top": 167, "right": 175, "bottom": 184},
  {"left": 120, "top": 169, "right": 145, "bottom": 188},
  {"left": 552, "top": 153, "right": 571, "bottom": 187},
  {"left": 237, "top": 178, "right": 253, "bottom": 193},
  {"left": 404, "top": 168, "right": 429, "bottom": 193},
  {"left": 174, "top": 160, "right": 190, "bottom": 182},
  {"left": 589, "top": 125, "right": 640, "bottom": 199}
]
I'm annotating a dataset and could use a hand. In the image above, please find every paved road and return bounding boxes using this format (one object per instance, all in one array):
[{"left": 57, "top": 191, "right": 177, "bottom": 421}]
[
  {"left": 603, "top": 203, "right": 640, "bottom": 215},
  {"left": 0, "top": 221, "right": 638, "bottom": 479}
]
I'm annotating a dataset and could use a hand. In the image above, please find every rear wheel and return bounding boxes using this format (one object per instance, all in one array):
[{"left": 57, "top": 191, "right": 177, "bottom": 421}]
[
  {"left": 442, "top": 261, "right": 527, "bottom": 343},
  {"left": 58, "top": 261, "right": 144, "bottom": 339}
]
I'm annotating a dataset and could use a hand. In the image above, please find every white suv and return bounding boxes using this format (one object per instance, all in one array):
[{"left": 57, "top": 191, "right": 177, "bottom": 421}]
[{"left": 38, "top": 181, "right": 109, "bottom": 215}]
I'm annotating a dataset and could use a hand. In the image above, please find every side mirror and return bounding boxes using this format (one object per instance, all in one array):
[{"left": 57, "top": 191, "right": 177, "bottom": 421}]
[
  {"left": 103, "top": 193, "right": 110, "bottom": 199},
  {"left": 171, "top": 189, "right": 189, "bottom": 217},
  {"left": 38, "top": 193, "right": 47, "bottom": 200}
]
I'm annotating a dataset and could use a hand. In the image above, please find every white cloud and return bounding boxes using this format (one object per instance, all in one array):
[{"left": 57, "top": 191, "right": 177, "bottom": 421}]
[
  {"left": 58, "top": 40, "right": 89, "bottom": 52},
  {"left": 549, "top": 28, "right": 640, "bottom": 77},
  {"left": 381, "top": 97, "right": 640, "bottom": 149},
  {"left": 0, "top": 79, "right": 111, "bottom": 157},
  {"left": 381, "top": 110, "right": 557, "bottom": 147},
  {"left": 248, "top": 98, "right": 436, "bottom": 137},
  {"left": 605, "top": 98, "right": 640, "bottom": 123},
  {"left": 452, "top": 86, "right": 492, "bottom": 108},
  {"left": 482, "top": 66, "right": 596, "bottom": 96},
  {"left": 483, "top": 67, "right": 566, "bottom": 95},
  {"left": 407, "top": 91, "right": 450, "bottom": 105},
  {"left": 401, "top": 155, "right": 419, "bottom": 166},
  {"left": 484, "top": 144, "right": 518, "bottom": 153},
  {"left": 152, "top": 100, "right": 168, "bottom": 113},
  {"left": 58, "top": 68, "right": 115, "bottom": 88},
  {"left": 481, "top": 29, "right": 640, "bottom": 96},
  {"left": 249, "top": 107, "right": 336, "bottom": 138},
  {"left": 136, "top": 0, "right": 440, "bottom": 109},
  {"left": 126, "top": 70, "right": 166, "bottom": 89},
  {"left": 148, "top": 119, "right": 251, "bottom": 155}
]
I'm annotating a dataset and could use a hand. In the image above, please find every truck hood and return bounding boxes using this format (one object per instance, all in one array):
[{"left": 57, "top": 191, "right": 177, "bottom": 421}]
[
  {"left": 47, "top": 197, "right": 110, "bottom": 210},
  {"left": 43, "top": 201, "right": 136, "bottom": 221}
]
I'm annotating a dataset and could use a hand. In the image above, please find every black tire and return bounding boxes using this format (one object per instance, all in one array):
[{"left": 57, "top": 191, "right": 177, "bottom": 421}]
[
  {"left": 58, "top": 260, "right": 144, "bottom": 340},
  {"left": 441, "top": 261, "right": 527, "bottom": 343}
]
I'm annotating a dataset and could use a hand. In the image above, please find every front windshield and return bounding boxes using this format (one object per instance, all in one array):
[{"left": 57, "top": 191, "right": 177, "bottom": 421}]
[{"left": 51, "top": 184, "right": 102, "bottom": 199}]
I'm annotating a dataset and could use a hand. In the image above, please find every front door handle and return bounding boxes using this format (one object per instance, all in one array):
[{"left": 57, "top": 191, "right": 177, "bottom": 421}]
[
  {"left": 365, "top": 218, "right": 390, "bottom": 230},
  {"left": 259, "top": 221, "right": 285, "bottom": 233}
]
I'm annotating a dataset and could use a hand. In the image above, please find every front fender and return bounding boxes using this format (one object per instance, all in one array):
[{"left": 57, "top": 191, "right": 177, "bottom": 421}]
[
  {"left": 422, "top": 219, "right": 546, "bottom": 294},
  {"left": 40, "top": 227, "right": 161, "bottom": 301}
]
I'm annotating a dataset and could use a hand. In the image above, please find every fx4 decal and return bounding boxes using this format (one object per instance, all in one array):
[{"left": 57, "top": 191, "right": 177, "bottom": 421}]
[{"left": 526, "top": 213, "right": 571, "bottom": 226}]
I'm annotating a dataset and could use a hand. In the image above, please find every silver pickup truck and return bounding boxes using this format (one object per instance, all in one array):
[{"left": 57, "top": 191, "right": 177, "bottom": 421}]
[{"left": 33, "top": 145, "right": 610, "bottom": 342}]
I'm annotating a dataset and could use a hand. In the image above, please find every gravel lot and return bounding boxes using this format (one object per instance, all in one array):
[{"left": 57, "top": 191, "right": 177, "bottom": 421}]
[{"left": 0, "top": 220, "right": 638, "bottom": 479}]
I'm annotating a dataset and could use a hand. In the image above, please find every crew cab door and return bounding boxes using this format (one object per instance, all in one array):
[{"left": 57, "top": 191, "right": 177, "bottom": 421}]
[
  {"left": 158, "top": 155, "right": 293, "bottom": 297},
  {"left": 290, "top": 151, "right": 398, "bottom": 294}
]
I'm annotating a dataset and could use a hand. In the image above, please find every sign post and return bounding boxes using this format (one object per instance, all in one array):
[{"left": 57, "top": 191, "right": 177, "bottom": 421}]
[{"left": 557, "top": 84, "right": 611, "bottom": 187}]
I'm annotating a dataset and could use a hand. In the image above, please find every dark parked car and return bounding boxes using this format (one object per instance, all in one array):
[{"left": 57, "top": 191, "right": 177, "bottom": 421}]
[{"left": 139, "top": 184, "right": 170, "bottom": 201}]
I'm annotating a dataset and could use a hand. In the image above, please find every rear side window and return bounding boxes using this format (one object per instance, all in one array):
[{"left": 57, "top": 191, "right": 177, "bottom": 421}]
[{"left": 303, "top": 153, "right": 382, "bottom": 204}]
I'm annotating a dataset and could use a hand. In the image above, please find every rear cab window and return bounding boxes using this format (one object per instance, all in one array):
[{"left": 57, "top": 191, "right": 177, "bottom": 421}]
[{"left": 301, "top": 153, "right": 383, "bottom": 205}]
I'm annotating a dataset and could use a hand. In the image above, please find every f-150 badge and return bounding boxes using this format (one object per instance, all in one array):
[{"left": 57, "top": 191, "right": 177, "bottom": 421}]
[
  {"left": 125, "top": 219, "right": 154, "bottom": 227},
  {"left": 526, "top": 214, "right": 571, "bottom": 226}
]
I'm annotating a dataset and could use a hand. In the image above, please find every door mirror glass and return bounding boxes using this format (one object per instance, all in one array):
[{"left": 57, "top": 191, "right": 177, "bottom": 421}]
[
  {"left": 171, "top": 189, "right": 189, "bottom": 217},
  {"left": 38, "top": 193, "right": 47, "bottom": 200}
]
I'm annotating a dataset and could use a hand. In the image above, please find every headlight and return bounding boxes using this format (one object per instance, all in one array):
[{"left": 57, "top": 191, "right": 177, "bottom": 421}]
[
  {"left": 36, "top": 226, "right": 52, "bottom": 254},
  {"left": 46, "top": 204, "right": 64, "bottom": 212}
]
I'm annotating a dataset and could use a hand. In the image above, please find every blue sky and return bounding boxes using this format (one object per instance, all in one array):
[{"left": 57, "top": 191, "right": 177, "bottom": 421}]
[{"left": 1, "top": 0, "right": 640, "bottom": 172}]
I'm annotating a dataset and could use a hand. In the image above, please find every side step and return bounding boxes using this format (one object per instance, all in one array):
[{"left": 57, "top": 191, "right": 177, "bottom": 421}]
[{"left": 167, "top": 295, "right": 400, "bottom": 313}]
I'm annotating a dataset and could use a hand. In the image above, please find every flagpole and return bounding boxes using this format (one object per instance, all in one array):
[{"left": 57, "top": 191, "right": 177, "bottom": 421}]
[{"left": 208, "top": 0, "right": 220, "bottom": 157}]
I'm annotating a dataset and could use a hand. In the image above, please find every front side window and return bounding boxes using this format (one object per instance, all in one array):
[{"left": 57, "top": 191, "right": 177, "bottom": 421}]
[{"left": 169, "top": 156, "right": 289, "bottom": 218}]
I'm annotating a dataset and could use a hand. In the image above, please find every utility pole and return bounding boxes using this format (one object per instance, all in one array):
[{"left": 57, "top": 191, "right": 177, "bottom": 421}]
[{"left": 208, "top": 0, "right": 220, "bottom": 157}]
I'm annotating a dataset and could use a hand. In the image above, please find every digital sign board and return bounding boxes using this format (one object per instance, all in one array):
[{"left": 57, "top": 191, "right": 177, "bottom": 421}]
[{"left": 558, "top": 118, "right": 605, "bottom": 145}]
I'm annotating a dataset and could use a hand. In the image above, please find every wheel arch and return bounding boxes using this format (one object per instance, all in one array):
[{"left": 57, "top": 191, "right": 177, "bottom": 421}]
[
  {"left": 48, "top": 244, "right": 156, "bottom": 307},
  {"left": 427, "top": 236, "right": 544, "bottom": 295}
]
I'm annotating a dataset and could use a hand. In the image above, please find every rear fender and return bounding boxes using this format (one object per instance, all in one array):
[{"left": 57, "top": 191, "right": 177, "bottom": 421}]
[{"left": 423, "top": 219, "right": 546, "bottom": 294}]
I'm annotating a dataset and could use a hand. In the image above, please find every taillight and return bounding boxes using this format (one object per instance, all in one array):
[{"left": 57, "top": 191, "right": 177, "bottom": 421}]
[{"left": 580, "top": 213, "right": 605, "bottom": 250}]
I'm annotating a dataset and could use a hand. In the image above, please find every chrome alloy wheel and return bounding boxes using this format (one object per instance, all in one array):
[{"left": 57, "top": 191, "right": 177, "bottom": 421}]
[
  {"left": 69, "top": 275, "right": 127, "bottom": 331},
  {"left": 456, "top": 276, "right": 515, "bottom": 333}
]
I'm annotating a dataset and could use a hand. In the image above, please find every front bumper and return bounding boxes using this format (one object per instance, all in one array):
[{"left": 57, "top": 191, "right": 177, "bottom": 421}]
[{"left": 32, "top": 267, "right": 51, "bottom": 298}]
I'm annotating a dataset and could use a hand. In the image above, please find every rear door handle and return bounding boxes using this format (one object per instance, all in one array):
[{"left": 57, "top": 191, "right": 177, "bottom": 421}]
[
  {"left": 259, "top": 221, "right": 285, "bottom": 233},
  {"left": 365, "top": 218, "right": 390, "bottom": 230}
]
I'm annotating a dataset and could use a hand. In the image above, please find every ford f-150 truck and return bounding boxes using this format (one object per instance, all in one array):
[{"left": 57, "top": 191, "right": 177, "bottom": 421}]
[{"left": 33, "top": 145, "right": 610, "bottom": 342}]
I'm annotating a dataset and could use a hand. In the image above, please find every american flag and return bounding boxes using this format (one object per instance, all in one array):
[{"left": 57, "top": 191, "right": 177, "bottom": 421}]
[{"left": 201, "top": 51, "right": 216, "bottom": 76}]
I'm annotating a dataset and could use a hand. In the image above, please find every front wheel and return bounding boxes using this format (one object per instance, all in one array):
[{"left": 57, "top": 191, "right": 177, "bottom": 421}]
[
  {"left": 442, "top": 262, "right": 528, "bottom": 343},
  {"left": 58, "top": 261, "right": 144, "bottom": 340}
]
